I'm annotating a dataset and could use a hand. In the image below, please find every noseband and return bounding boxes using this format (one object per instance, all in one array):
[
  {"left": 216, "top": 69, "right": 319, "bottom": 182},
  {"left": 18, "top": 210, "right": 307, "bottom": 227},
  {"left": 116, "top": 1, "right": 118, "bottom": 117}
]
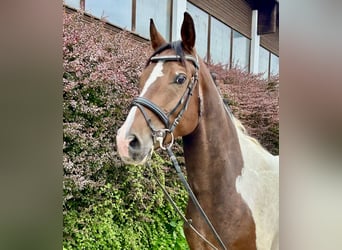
[{"left": 131, "top": 53, "right": 199, "bottom": 149}]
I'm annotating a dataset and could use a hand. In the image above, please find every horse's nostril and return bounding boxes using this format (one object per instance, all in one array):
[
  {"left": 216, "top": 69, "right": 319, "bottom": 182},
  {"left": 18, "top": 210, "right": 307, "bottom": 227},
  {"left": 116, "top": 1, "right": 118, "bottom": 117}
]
[{"left": 128, "top": 135, "right": 140, "bottom": 150}]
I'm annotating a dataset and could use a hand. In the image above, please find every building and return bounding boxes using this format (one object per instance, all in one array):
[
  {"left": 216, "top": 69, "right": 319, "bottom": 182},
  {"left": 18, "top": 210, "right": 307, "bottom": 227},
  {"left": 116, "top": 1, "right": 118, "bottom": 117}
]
[{"left": 64, "top": 0, "right": 279, "bottom": 79}]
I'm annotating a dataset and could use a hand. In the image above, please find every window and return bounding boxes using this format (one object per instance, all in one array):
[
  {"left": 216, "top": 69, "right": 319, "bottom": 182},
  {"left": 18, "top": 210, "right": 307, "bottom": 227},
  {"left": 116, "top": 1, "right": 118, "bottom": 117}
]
[
  {"left": 85, "top": 0, "right": 132, "bottom": 29},
  {"left": 186, "top": 3, "right": 209, "bottom": 59},
  {"left": 259, "top": 46, "right": 270, "bottom": 79},
  {"left": 210, "top": 17, "right": 231, "bottom": 65},
  {"left": 232, "top": 31, "right": 250, "bottom": 71},
  {"left": 136, "top": 0, "right": 171, "bottom": 41},
  {"left": 270, "top": 53, "right": 279, "bottom": 76},
  {"left": 65, "top": 0, "right": 80, "bottom": 9}
]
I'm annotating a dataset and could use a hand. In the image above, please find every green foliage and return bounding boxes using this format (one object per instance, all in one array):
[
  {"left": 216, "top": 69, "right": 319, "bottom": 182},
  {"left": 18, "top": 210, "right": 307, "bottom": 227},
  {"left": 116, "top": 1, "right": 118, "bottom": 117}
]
[{"left": 63, "top": 156, "right": 189, "bottom": 250}]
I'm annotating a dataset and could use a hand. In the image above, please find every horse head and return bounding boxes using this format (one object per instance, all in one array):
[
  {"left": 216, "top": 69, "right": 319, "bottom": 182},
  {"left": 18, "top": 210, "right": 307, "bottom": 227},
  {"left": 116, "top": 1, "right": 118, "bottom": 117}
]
[{"left": 116, "top": 13, "right": 201, "bottom": 165}]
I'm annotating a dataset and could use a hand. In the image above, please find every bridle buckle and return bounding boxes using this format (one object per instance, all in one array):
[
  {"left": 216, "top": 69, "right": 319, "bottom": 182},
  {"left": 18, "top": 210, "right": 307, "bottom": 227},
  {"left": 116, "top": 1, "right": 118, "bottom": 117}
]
[{"left": 153, "top": 129, "right": 174, "bottom": 150}]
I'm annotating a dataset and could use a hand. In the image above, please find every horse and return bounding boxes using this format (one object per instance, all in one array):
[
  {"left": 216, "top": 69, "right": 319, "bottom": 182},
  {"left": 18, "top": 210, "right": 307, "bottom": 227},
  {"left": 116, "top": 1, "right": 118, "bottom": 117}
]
[{"left": 116, "top": 12, "right": 279, "bottom": 250}]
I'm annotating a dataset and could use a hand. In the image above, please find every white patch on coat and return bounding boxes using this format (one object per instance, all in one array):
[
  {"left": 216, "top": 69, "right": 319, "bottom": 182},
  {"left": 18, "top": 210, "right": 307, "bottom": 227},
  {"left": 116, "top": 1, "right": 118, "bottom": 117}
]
[
  {"left": 234, "top": 117, "right": 279, "bottom": 250},
  {"left": 117, "top": 61, "right": 164, "bottom": 142},
  {"left": 116, "top": 61, "right": 164, "bottom": 158},
  {"left": 116, "top": 107, "right": 137, "bottom": 158},
  {"left": 140, "top": 61, "right": 164, "bottom": 96}
]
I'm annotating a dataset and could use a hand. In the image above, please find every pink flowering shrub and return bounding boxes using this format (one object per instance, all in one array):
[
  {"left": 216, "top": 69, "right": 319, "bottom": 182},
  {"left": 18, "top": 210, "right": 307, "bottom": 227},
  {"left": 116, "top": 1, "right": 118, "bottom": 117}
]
[
  {"left": 63, "top": 10, "right": 150, "bottom": 193},
  {"left": 207, "top": 61, "right": 279, "bottom": 154},
  {"left": 63, "top": 10, "right": 190, "bottom": 249},
  {"left": 63, "top": 8, "right": 150, "bottom": 218}
]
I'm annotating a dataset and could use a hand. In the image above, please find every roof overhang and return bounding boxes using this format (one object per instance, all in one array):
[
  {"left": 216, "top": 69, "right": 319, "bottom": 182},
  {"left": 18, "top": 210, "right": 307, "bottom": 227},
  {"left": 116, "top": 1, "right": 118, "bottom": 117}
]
[{"left": 245, "top": 0, "right": 279, "bottom": 35}]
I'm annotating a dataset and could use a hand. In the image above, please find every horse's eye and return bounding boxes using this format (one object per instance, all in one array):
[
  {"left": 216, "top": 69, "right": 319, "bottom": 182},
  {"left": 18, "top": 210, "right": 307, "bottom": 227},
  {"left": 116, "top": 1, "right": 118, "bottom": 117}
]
[{"left": 175, "top": 74, "right": 187, "bottom": 84}]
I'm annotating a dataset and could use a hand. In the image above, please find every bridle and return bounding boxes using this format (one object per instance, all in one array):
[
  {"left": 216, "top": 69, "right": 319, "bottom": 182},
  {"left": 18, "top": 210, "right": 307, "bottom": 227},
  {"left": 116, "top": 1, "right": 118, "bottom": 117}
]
[
  {"left": 130, "top": 45, "right": 228, "bottom": 250},
  {"left": 131, "top": 53, "right": 200, "bottom": 149}
]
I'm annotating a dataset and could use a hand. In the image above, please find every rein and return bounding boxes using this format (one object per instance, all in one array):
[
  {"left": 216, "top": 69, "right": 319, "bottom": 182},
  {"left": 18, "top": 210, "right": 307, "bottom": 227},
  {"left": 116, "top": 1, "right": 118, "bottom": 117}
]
[{"left": 131, "top": 52, "right": 228, "bottom": 250}]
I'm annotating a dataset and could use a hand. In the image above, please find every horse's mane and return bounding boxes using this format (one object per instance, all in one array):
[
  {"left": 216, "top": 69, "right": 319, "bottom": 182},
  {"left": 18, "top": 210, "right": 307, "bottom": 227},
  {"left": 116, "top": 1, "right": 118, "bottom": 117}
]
[
  {"left": 222, "top": 100, "right": 266, "bottom": 150},
  {"left": 217, "top": 82, "right": 264, "bottom": 149},
  {"left": 231, "top": 114, "right": 270, "bottom": 153}
]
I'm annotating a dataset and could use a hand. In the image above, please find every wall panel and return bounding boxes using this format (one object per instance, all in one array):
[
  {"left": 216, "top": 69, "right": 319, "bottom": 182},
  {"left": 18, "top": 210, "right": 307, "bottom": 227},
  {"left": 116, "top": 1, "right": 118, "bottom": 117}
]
[{"left": 188, "top": 0, "right": 279, "bottom": 55}]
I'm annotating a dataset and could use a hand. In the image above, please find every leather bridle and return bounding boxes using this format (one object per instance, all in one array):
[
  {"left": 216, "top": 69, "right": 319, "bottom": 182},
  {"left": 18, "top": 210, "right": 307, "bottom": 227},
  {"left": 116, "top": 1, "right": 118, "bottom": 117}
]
[{"left": 131, "top": 53, "right": 199, "bottom": 149}]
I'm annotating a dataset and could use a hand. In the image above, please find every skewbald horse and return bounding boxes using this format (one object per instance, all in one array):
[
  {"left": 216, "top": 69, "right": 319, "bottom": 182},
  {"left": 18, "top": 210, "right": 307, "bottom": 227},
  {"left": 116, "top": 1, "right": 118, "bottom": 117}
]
[{"left": 116, "top": 12, "right": 279, "bottom": 250}]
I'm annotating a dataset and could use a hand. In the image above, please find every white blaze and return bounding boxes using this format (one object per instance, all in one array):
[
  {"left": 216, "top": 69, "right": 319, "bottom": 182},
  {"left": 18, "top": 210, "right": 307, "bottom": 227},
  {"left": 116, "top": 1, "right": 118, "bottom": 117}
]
[
  {"left": 140, "top": 61, "right": 164, "bottom": 96},
  {"left": 116, "top": 61, "right": 165, "bottom": 155}
]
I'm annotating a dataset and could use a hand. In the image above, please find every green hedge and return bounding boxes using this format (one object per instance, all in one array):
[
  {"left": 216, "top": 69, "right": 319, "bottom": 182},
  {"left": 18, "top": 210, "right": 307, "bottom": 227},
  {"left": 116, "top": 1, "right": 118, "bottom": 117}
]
[{"left": 63, "top": 155, "right": 189, "bottom": 250}]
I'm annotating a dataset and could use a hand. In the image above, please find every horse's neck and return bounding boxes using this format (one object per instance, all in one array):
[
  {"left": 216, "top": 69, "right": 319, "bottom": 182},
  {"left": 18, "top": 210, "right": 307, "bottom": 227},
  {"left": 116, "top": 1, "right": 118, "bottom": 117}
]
[
  {"left": 182, "top": 69, "right": 244, "bottom": 194},
  {"left": 181, "top": 66, "right": 259, "bottom": 249}
]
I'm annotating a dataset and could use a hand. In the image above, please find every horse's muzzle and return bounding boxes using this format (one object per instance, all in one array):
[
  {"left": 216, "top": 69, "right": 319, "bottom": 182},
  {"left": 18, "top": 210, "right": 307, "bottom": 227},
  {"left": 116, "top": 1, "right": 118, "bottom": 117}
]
[{"left": 116, "top": 128, "right": 153, "bottom": 165}]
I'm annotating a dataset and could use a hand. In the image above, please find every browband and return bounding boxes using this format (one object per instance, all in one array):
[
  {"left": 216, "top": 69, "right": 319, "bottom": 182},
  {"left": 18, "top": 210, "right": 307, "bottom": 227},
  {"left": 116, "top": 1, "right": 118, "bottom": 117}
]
[{"left": 150, "top": 55, "right": 199, "bottom": 69}]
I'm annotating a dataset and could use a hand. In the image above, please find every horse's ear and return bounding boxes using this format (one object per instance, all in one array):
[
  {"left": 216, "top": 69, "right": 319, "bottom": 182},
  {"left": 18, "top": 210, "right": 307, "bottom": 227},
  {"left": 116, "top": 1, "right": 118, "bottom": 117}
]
[
  {"left": 181, "top": 12, "right": 196, "bottom": 52},
  {"left": 150, "top": 19, "right": 167, "bottom": 50}
]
